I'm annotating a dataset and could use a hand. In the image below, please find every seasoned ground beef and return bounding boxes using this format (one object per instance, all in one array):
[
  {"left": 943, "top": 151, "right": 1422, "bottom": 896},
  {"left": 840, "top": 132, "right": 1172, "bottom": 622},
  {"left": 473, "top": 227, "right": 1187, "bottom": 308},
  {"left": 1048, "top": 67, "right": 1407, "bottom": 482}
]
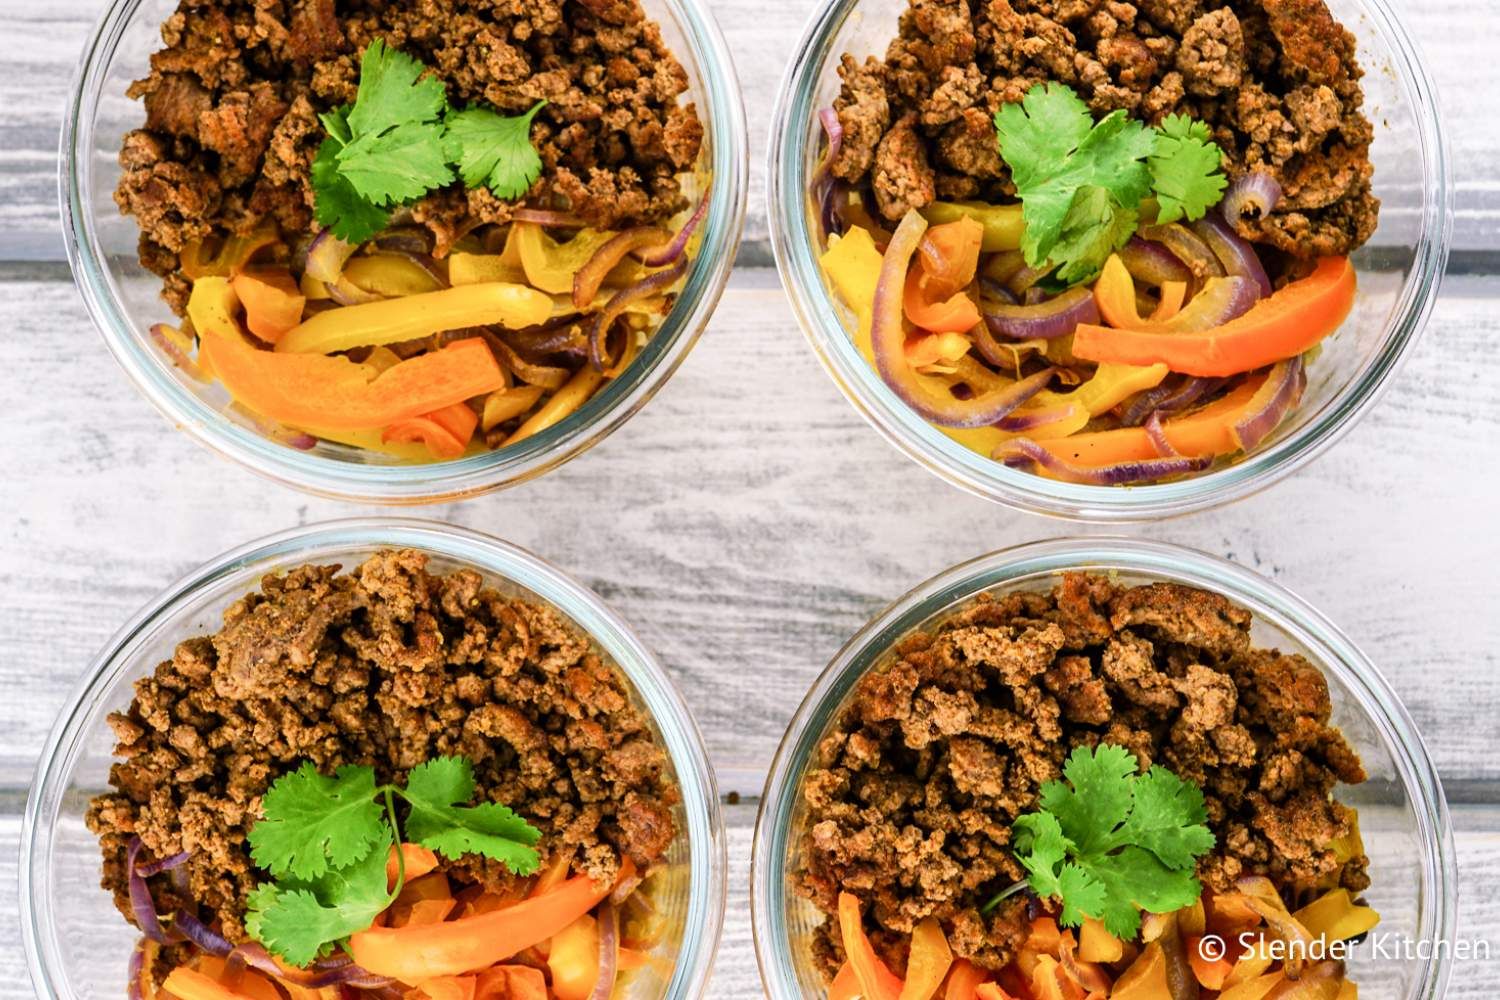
[
  {"left": 795, "top": 573, "right": 1368, "bottom": 978},
  {"left": 830, "top": 0, "right": 1378, "bottom": 258},
  {"left": 116, "top": 0, "right": 704, "bottom": 313},
  {"left": 86, "top": 549, "right": 679, "bottom": 957}
]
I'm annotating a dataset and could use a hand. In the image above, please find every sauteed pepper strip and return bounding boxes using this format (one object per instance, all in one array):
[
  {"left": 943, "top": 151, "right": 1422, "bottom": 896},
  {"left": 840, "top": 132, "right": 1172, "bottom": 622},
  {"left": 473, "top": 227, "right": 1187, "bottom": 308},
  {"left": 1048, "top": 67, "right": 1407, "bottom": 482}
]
[{"left": 190, "top": 277, "right": 504, "bottom": 432}]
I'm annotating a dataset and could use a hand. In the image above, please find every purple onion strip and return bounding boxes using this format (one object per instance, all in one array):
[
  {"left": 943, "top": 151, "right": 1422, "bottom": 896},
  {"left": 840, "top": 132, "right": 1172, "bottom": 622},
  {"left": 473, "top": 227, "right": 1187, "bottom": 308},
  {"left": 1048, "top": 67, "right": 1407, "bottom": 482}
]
[
  {"left": 638, "top": 186, "right": 712, "bottom": 267},
  {"left": 128, "top": 939, "right": 149, "bottom": 1000},
  {"left": 998, "top": 438, "right": 1212, "bottom": 485},
  {"left": 1144, "top": 412, "right": 1181, "bottom": 458},
  {"left": 127, "top": 838, "right": 168, "bottom": 943},
  {"left": 172, "top": 909, "right": 233, "bottom": 958},
  {"left": 1119, "top": 376, "right": 1225, "bottom": 428},
  {"left": 135, "top": 851, "right": 190, "bottom": 878},
  {"left": 587, "top": 256, "right": 687, "bottom": 372},
  {"left": 1222, "top": 170, "right": 1283, "bottom": 225}
]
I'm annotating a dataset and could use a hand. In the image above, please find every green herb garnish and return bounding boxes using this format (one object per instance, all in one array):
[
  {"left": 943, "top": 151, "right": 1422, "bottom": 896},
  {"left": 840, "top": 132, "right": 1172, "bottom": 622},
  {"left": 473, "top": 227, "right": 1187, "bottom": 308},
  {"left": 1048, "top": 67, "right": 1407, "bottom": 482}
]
[
  {"left": 994, "top": 84, "right": 1228, "bottom": 285},
  {"left": 988, "top": 743, "right": 1215, "bottom": 940},
  {"left": 312, "top": 39, "right": 547, "bottom": 243},
  {"left": 244, "top": 756, "right": 541, "bottom": 966}
]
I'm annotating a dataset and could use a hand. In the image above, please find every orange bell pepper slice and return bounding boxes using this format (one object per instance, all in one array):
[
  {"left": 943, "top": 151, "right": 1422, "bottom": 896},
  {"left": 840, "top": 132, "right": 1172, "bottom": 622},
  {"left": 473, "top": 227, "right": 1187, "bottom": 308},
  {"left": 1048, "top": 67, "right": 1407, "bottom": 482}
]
[
  {"left": 383, "top": 401, "right": 479, "bottom": 460},
  {"left": 475, "top": 966, "right": 547, "bottom": 1000},
  {"left": 1073, "top": 256, "right": 1355, "bottom": 377},
  {"left": 943, "top": 960, "right": 992, "bottom": 1000},
  {"left": 388, "top": 843, "right": 441, "bottom": 888},
  {"left": 917, "top": 217, "right": 984, "bottom": 298},
  {"left": 904, "top": 269, "right": 982, "bottom": 334},
  {"left": 900, "top": 917, "right": 954, "bottom": 1000},
  {"left": 1010, "top": 373, "right": 1265, "bottom": 469},
  {"left": 1186, "top": 936, "right": 1235, "bottom": 989},
  {"left": 231, "top": 270, "right": 306, "bottom": 344},
  {"left": 837, "top": 893, "right": 904, "bottom": 1000},
  {"left": 974, "top": 985, "right": 1020, "bottom": 1000},
  {"left": 413, "top": 976, "right": 477, "bottom": 1000},
  {"left": 160, "top": 968, "right": 271, "bottom": 1000},
  {"left": 348, "top": 870, "right": 613, "bottom": 981}
]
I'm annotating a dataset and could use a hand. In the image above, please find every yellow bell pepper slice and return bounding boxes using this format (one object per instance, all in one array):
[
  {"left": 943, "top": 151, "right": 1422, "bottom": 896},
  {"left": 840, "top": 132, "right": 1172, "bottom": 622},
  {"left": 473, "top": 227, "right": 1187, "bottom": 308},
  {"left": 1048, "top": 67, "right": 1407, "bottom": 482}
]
[
  {"left": 1293, "top": 889, "right": 1381, "bottom": 944},
  {"left": 919, "top": 201, "right": 1025, "bottom": 252},
  {"left": 514, "top": 223, "right": 647, "bottom": 295},
  {"left": 276, "top": 283, "right": 552, "bottom": 354},
  {"left": 820, "top": 225, "right": 883, "bottom": 362}
]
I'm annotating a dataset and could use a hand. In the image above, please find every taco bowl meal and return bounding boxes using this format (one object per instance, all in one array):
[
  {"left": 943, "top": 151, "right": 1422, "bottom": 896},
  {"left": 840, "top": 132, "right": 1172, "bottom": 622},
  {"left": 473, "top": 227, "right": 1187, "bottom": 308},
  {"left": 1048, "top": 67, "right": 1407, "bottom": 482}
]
[
  {"left": 789, "top": 571, "right": 1383, "bottom": 999},
  {"left": 109, "top": 0, "right": 714, "bottom": 462},
  {"left": 809, "top": 0, "right": 1385, "bottom": 487},
  {"left": 86, "top": 547, "right": 693, "bottom": 999}
]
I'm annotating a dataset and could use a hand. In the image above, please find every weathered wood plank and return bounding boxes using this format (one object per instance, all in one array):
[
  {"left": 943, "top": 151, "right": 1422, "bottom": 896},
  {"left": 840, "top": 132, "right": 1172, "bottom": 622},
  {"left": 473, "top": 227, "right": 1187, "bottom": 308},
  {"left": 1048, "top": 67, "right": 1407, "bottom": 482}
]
[
  {"left": 1, "top": 272, "right": 1497, "bottom": 795},
  {"left": 2, "top": 806, "right": 1498, "bottom": 996},
  {"left": 2, "top": 0, "right": 1497, "bottom": 262}
]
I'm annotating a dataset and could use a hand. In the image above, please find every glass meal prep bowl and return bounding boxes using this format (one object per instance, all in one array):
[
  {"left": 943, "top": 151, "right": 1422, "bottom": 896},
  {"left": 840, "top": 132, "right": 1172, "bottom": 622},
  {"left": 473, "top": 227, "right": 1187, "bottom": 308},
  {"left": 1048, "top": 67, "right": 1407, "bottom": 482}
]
[
  {"left": 751, "top": 538, "right": 1455, "bottom": 1000},
  {"left": 766, "top": 0, "right": 1450, "bottom": 521},
  {"left": 20, "top": 518, "right": 727, "bottom": 1000},
  {"left": 61, "top": 0, "right": 748, "bottom": 504}
]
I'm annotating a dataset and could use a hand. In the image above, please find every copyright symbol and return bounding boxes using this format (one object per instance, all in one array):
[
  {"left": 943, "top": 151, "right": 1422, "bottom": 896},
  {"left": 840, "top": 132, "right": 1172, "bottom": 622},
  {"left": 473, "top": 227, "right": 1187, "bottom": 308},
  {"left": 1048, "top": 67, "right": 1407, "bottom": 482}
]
[{"left": 1198, "top": 934, "right": 1227, "bottom": 962}]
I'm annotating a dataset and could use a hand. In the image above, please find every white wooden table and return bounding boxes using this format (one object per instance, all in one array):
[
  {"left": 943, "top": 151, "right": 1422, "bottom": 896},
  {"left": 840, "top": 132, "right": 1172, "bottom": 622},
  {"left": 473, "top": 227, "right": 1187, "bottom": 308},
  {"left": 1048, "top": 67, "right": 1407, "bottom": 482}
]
[{"left": 2, "top": 1, "right": 1499, "bottom": 995}]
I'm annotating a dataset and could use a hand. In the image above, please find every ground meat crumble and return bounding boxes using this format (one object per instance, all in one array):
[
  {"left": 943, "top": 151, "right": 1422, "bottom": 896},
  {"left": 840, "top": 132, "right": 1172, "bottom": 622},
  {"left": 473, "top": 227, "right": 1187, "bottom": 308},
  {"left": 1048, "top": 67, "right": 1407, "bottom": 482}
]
[
  {"left": 116, "top": 0, "right": 705, "bottom": 313},
  {"left": 830, "top": 0, "right": 1379, "bottom": 258},
  {"left": 86, "top": 549, "right": 679, "bottom": 965},
  {"left": 794, "top": 572, "right": 1369, "bottom": 978}
]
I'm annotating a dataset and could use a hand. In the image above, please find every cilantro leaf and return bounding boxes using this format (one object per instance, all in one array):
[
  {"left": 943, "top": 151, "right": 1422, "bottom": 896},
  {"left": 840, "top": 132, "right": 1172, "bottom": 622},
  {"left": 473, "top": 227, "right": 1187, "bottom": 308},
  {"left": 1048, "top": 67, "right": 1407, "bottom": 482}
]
[
  {"left": 347, "top": 38, "right": 449, "bottom": 136},
  {"left": 1150, "top": 114, "right": 1228, "bottom": 224},
  {"left": 403, "top": 756, "right": 542, "bottom": 875},
  {"left": 993, "top": 83, "right": 1228, "bottom": 285},
  {"left": 1039, "top": 743, "right": 1139, "bottom": 855},
  {"left": 246, "top": 829, "right": 394, "bottom": 967},
  {"left": 338, "top": 122, "right": 454, "bottom": 206},
  {"left": 444, "top": 101, "right": 548, "bottom": 200},
  {"left": 248, "top": 762, "right": 387, "bottom": 881},
  {"left": 995, "top": 89, "right": 1152, "bottom": 270},
  {"left": 1114, "top": 765, "right": 1217, "bottom": 869},
  {"left": 1011, "top": 744, "right": 1215, "bottom": 940},
  {"left": 1048, "top": 186, "right": 1139, "bottom": 285},
  {"left": 311, "top": 120, "right": 390, "bottom": 243}
]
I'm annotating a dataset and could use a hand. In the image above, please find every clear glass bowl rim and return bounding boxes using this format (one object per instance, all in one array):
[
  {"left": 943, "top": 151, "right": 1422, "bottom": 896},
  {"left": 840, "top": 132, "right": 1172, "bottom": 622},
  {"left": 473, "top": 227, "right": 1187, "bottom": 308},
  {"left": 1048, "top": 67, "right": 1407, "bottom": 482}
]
[
  {"left": 750, "top": 536, "right": 1456, "bottom": 999},
  {"left": 20, "top": 516, "right": 728, "bottom": 999},
  {"left": 765, "top": 0, "right": 1452, "bottom": 522},
  {"left": 60, "top": 0, "right": 749, "bottom": 504}
]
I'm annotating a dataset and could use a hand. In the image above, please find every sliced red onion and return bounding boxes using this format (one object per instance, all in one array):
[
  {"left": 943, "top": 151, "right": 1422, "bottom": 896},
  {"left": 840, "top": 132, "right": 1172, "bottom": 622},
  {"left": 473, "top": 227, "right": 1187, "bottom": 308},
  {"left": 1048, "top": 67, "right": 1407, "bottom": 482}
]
[
  {"left": 172, "top": 909, "right": 232, "bottom": 957},
  {"left": 149, "top": 324, "right": 205, "bottom": 380},
  {"left": 1141, "top": 223, "right": 1224, "bottom": 280},
  {"left": 1023, "top": 286, "right": 1048, "bottom": 306},
  {"left": 1118, "top": 376, "right": 1225, "bottom": 427},
  {"left": 1136, "top": 276, "right": 1259, "bottom": 334},
  {"left": 585, "top": 256, "right": 687, "bottom": 372},
  {"left": 998, "top": 438, "right": 1211, "bottom": 485},
  {"left": 1222, "top": 170, "right": 1283, "bottom": 226},
  {"left": 372, "top": 226, "right": 434, "bottom": 256},
  {"left": 609, "top": 868, "right": 645, "bottom": 908},
  {"left": 813, "top": 108, "right": 844, "bottom": 189},
  {"left": 228, "top": 942, "right": 393, "bottom": 989},
  {"left": 983, "top": 286, "right": 1099, "bottom": 341},
  {"left": 587, "top": 902, "right": 621, "bottom": 1000},
  {"left": 303, "top": 230, "right": 359, "bottom": 285},
  {"left": 1144, "top": 412, "right": 1180, "bottom": 458},
  {"left": 978, "top": 277, "right": 1017, "bottom": 305},
  {"left": 1192, "top": 213, "right": 1272, "bottom": 299},
  {"left": 136, "top": 851, "right": 190, "bottom": 877},
  {"left": 128, "top": 939, "right": 149, "bottom": 1000},
  {"left": 872, "top": 212, "right": 1060, "bottom": 428},
  {"left": 1232, "top": 357, "right": 1306, "bottom": 451},
  {"left": 498, "top": 317, "right": 589, "bottom": 360},
  {"left": 1119, "top": 237, "right": 1192, "bottom": 287},
  {"left": 486, "top": 334, "right": 571, "bottom": 390},
  {"left": 512, "top": 208, "right": 588, "bottom": 228},
  {"left": 996, "top": 402, "right": 1086, "bottom": 434},
  {"left": 639, "top": 186, "right": 712, "bottom": 267},
  {"left": 812, "top": 109, "right": 846, "bottom": 242},
  {"left": 574, "top": 227, "right": 670, "bottom": 309},
  {"left": 127, "top": 838, "right": 168, "bottom": 943},
  {"left": 1005, "top": 262, "right": 1052, "bottom": 297}
]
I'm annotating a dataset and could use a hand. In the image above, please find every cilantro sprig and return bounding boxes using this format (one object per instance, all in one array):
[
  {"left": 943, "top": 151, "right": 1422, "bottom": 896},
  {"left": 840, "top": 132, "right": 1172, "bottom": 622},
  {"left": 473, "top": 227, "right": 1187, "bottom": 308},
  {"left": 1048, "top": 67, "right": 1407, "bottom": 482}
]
[
  {"left": 994, "top": 84, "right": 1228, "bottom": 285},
  {"left": 243, "top": 756, "right": 541, "bottom": 966},
  {"left": 989, "top": 744, "right": 1215, "bottom": 940},
  {"left": 312, "top": 39, "right": 548, "bottom": 243}
]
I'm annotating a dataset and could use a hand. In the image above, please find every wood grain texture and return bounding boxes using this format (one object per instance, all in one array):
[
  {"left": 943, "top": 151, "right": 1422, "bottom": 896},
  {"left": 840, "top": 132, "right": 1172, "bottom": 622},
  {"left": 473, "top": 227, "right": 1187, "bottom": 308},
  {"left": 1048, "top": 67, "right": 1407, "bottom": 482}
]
[{"left": 1, "top": 0, "right": 1497, "bottom": 261}]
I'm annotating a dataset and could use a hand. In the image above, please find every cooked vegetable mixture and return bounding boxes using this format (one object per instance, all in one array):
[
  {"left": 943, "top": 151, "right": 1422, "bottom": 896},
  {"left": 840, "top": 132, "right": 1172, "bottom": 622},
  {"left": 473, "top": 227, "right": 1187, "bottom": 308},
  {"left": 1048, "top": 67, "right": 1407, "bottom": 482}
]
[
  {"left": 815, "top": 0, "right": 1375, "bottom": 485},
  {"left": 88, "top": 550, "right": 679, "bottom": 998},
  {"left": 119, "top": 0, "right": 707, "bottom": 459},
  {"left": 796, "top": 573, "right": 1375, "bottom": 997}
]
